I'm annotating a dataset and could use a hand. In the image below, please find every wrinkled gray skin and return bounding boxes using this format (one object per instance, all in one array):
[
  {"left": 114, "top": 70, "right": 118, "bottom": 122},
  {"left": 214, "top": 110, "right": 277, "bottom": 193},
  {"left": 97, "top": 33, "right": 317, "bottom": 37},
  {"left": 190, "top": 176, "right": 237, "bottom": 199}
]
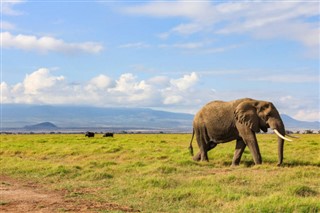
[{"left": 189, "top": 98, "right": 287, "bottom": 166}]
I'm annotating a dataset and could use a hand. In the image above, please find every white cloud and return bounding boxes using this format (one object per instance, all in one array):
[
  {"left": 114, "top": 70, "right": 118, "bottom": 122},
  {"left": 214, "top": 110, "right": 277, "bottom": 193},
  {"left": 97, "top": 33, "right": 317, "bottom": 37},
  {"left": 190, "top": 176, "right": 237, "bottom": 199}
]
[
  {"left": 0, "top": 70, "right": 148, "bottom": 106},
  {"left": 252, "top": 74, "right": 319, "bottom": 83},
  {"left": 0, "top": 21, "right": 16, "bottom": 30},
  {"left": 163, "top": 95, "right": 183, "bottom": 105},
  {"left": 23, "top": 68, "right": 65, "bottom": 95},
  {"left": 170, "top": 72, "right": 198, "bottom": 91},
  {"left": 294, "top": 110, "right": 320, "bottom": 122},
  {"left": 1, "top": 69, "right": 201, "bottom": 107},
  {"left": 123, "top": 1, "right": 319, "bottom": 56},
  {"left": 158, "top": 40, "right": 242, "bottom": 54},
  {"left": 172, "top": 42, "right": 204, "bottom": 49},
  {"left": 147, "top": 76, "right": 170, "bottom": 86},
  {"left": 119, "top": 42, "right": 150, "bottom": 49},
  {"left": 110, "top": 73, "right": 139, "bottom": 92},
  {"left": 1, "top": 32, "right": 104, "bottom": 54},
  {"left": 277, "top": 95, "right": 320, "bottom": 122},
  {"left": 161, "top": 72, "right": 199, "bottom": 106},
  {"left": 1, "top": 0, "right": 25, "bottom": 16},
  {"left": 123, "top": 1, "right": 212, "bottom": 19},
  {"left": 86, "top": 75, "right": 114, "bottom": 91},
  {"left": 1, "top": 82, "right": 11, "bottom": 103},
  {"left": 2, "top": 68, "right": 319, "bottom": 122}
]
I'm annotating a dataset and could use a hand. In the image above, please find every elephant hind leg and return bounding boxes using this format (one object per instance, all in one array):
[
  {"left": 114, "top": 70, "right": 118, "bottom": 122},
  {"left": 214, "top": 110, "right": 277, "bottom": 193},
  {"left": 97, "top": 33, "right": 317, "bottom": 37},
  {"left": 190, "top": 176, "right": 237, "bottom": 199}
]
[
  {"left": 193, "top": 141, "right": 217, "bottom": 161},
  {"left": 193, "top": 152, "right": 201, "bottom": 161},
  {"left": 193, "top": 127, "right": 203, "bottom": 161},
  {"left": 194, "top": 125, "right": 213, "bottom": 162}
]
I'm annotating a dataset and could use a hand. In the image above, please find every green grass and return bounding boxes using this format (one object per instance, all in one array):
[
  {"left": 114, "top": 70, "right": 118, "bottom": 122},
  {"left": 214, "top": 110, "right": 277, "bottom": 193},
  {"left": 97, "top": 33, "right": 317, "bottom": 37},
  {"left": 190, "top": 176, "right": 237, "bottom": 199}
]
[{"left": 1, "top": 133, "right": 319, "bottom": 212}]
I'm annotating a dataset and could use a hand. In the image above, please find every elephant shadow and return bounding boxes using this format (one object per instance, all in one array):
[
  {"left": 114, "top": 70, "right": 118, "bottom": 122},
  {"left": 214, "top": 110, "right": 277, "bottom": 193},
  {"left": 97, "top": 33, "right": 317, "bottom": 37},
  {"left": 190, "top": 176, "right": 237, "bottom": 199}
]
[
  {"left": 282, "top": 160, "right": 320, "bottom": 167},
  {"left": 262, "top": 158, "right": 320, "bottom": 167},
  {"left": 221, "top": 160, "right": 255, "bottom": 167},
  {"left": 223, "top": 159, "right": 320, "bottom": 168}
]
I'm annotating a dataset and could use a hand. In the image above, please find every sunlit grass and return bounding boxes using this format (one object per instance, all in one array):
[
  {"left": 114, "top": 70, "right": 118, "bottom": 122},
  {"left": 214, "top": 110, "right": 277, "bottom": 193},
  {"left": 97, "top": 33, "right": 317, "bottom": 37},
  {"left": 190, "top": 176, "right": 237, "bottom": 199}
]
[{"left": 1, "top": 133, "right": 319, "bottom": 212}]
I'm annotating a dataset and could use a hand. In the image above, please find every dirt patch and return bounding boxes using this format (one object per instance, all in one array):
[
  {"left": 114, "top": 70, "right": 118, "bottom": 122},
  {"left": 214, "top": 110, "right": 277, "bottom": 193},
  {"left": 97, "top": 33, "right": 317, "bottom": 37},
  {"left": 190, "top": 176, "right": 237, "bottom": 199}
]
[{"left": 0, "top": 175, "right": 139, "bottom": 212}]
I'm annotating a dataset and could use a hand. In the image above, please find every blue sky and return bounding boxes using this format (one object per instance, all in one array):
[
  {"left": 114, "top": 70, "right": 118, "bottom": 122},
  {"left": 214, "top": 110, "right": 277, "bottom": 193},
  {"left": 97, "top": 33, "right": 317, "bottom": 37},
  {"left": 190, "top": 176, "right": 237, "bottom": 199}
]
[{"left": 1, "top": 0, "right": 319, "bottom": 121}]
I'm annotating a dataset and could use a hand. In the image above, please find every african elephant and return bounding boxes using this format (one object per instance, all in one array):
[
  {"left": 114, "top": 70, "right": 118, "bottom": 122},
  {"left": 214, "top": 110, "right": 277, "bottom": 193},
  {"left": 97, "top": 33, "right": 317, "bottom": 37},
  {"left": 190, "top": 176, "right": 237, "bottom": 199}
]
[{"left": 189, "top": 98, "right": 294, "bottom": 166}]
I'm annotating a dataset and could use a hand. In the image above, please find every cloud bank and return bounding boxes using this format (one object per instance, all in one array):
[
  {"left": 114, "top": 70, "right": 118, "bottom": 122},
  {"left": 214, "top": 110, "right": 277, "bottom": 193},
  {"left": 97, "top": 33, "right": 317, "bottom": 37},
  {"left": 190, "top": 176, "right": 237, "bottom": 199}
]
[
  {"left": 1, "top": 68, "right": 201, "bottom": 109},
  {"left": 1, "top": 68, "right": 319, "bottom": 122}
]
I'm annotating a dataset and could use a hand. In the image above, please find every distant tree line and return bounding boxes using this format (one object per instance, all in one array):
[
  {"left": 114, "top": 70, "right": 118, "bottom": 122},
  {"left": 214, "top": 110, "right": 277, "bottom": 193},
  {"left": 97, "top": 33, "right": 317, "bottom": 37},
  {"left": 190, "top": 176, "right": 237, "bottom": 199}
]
[{"left": 292, "top": 130, "right": 320, "bottom": 134}]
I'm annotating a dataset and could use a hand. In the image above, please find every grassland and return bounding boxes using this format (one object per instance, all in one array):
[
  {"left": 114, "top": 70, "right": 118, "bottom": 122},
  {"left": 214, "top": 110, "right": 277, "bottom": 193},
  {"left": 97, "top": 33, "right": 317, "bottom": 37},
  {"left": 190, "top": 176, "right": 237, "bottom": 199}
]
[{"left": 1, "top": 133, "right": 319, "bottom": 212}]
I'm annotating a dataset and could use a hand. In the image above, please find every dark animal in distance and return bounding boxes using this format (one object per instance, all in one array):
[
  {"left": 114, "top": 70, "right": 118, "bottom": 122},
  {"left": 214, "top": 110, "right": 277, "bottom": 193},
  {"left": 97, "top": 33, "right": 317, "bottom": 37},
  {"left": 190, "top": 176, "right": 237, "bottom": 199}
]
[
  {"left": 189, "top": 98, "right": 295, "bottom": 166},
  {"left": 103, "top": 132, "right": 114, "bottom": 137},
  {"left": 85, "top": 131, "right": 95, "bottom": 137}
]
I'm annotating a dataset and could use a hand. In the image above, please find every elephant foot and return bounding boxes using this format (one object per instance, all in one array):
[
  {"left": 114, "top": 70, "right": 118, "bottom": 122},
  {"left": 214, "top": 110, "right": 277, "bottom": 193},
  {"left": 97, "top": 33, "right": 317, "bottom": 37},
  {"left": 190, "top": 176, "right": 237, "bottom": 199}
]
[
  {"left": 193, "top": 153, "right": 201, "bottom": 161},
  {"left": 201, "top": 156, "right": 209, "bottom": 162},
  {"left": 231, "top": 163, "right": 240, "bottom": 167},
  {"left": 193, "top": 151, "right": 209, "bottom": 162}
]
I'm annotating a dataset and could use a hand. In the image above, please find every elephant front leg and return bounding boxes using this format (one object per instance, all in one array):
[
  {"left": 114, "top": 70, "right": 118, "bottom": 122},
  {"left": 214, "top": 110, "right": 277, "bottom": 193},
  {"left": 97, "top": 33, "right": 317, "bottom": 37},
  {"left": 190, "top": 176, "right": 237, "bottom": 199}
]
[
  {"left": 231, "top": 138, "right": 246, "bottom": 166},
  {"left": 244, "top": 135, "right": 262, "bottom": 165},
  {"left": 237, "top": 125, "right": 262, "bottom": 165}
]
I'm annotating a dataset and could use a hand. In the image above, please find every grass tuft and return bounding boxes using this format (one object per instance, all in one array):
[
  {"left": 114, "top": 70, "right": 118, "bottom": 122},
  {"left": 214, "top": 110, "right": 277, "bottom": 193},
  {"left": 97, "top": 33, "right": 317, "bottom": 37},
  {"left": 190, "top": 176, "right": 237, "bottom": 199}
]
[{"left": 292, "top": 186, "right": 318, "bottom": 197}]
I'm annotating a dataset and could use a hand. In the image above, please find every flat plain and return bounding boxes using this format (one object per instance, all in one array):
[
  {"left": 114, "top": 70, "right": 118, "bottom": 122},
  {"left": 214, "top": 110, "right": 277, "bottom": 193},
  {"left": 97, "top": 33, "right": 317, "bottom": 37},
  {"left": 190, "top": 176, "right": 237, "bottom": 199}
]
[{"left": 1, "top": 133, "right": 319, "bottom": 212}]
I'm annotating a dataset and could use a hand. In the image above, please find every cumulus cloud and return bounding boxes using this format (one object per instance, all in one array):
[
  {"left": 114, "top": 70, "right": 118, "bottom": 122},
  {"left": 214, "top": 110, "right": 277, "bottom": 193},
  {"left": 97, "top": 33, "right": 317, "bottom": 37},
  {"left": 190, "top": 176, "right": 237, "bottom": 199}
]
[
  {"left": 162, "top": 72, "right": 199, "bottom": 105},
  {"left": 86, "top": 74, "right": 114, "bottom": 91},
  {"left": 1, "top": 82, "right": 11, "bottom": 103},
  {"left": 170, "top": 72, "right": 198, "bottom": 91},
  {"left": 1, "top": 32, "right": 104, "bottom": 54},
  {"left": 1, "top": 68, "right": 201, "bottom": 108},
  {"left": 22, "top": 68, "right": 65, "bottom": 95}
]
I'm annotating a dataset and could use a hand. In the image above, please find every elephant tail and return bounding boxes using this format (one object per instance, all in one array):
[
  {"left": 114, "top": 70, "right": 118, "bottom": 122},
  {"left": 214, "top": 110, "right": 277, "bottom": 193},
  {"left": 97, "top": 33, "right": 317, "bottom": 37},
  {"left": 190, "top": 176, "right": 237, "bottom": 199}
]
[{"left": 189, "top": 129, "right": 195, "bottom": 156}]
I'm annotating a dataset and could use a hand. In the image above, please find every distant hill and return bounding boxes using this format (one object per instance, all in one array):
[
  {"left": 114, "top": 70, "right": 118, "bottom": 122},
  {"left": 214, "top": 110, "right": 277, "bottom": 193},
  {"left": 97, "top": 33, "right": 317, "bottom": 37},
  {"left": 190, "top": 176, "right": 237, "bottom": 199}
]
[
  {"left": 24, "top": 122, "right": 58, "bottom": 130},
  {"left": 1, "top": 104, "right": 319, "bottom": 132},
  {"left": 280, "top": 114, "right": 319, "bottom": 131}
]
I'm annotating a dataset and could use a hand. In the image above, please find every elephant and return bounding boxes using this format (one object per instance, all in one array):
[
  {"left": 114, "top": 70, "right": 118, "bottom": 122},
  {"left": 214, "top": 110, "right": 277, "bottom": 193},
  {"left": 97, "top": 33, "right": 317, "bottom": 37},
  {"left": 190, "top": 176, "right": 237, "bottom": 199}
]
[
  {"left": 189, "top": 98, "right": 295, "bottom": 166},
  {"left": 85, "top": 131, "right": 95, "bottom": 137}
]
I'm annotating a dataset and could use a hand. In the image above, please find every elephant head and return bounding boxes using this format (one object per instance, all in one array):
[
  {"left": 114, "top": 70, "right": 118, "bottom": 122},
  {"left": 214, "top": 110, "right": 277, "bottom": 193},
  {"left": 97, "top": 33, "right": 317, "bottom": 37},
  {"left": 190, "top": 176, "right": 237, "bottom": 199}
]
[{"left": 234, "top": 99, "right": 291, "bottom": 166}]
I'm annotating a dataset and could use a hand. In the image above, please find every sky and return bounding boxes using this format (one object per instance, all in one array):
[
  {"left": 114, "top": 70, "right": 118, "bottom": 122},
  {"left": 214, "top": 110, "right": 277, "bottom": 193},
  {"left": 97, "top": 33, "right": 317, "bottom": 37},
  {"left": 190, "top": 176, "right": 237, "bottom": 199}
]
[{"left": 1, "top": 0, "right": 319, "bottom": 122}]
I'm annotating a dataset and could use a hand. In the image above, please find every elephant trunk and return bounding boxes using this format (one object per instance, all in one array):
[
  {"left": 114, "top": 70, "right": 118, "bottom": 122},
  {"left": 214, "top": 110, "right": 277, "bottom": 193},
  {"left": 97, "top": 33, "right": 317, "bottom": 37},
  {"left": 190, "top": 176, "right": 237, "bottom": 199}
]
[
  {"left": 272, "top": 120, "right": 286, "bottom": 166},
  {"left": 277, "top": 133, "right": 284, "bottom": 166}
]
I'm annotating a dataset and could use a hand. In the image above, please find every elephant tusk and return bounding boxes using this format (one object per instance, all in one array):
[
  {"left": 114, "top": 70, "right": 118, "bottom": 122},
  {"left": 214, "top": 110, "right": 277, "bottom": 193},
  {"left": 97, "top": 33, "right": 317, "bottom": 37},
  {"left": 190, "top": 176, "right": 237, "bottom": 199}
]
[
  {"left": 286, "top": 134, "right": 299, "bottom": 139},
  {"left": 273, "top": 129, "right": 293, "bottom": 142}
]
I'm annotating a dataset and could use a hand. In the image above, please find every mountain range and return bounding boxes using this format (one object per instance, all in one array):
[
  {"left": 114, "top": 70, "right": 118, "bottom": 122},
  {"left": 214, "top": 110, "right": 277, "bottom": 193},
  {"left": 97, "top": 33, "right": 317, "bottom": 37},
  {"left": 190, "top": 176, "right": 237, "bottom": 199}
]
[
  {"left": 2, "top": 104, "right": 193, "bottom": 132},
  {"left": 1, "top": 104, "right": 319, "bottom": 132}
]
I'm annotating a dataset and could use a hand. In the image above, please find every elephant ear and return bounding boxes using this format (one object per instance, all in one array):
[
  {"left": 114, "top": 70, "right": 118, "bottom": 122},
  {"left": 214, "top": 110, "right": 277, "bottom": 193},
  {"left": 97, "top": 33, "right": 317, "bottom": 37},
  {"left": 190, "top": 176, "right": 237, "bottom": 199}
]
[{"left": 234, "top": 101, "right": 260, "bottom": 133}]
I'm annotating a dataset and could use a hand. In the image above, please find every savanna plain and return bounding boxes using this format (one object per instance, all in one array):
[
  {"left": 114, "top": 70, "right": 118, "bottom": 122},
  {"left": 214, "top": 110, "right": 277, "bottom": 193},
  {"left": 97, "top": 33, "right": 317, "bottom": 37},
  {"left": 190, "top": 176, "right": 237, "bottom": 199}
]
[{"left": 1, "top": 133, "right": 319, "bottom": 212}]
